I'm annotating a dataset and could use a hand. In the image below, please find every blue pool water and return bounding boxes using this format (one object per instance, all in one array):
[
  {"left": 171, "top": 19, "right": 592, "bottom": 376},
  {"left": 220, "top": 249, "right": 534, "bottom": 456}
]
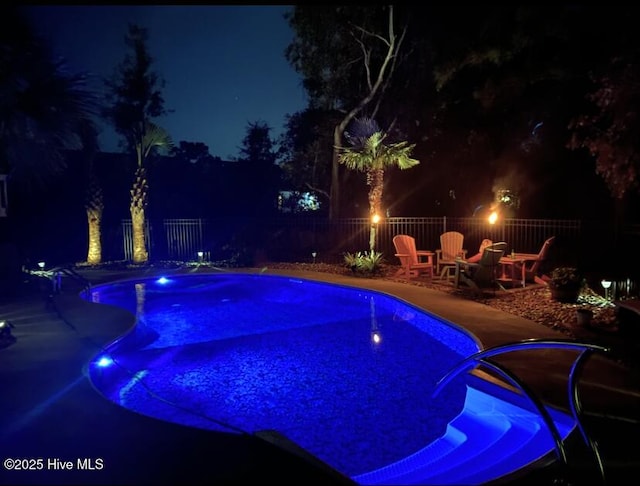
[{"left": 85, "top": 273, "right": 574, "bottom": 484}]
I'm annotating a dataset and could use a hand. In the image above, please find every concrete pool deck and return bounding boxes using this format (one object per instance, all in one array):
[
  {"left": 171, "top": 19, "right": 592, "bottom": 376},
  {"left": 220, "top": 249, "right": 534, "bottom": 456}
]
[{"left": 1, "top": 266, "right": 639, "bottom": 485}]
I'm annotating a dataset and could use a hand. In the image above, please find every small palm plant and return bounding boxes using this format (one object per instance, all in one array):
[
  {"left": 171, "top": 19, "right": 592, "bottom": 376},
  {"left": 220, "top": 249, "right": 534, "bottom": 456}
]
[{"left": 343, "top": 250, "right": 385, "bottom": 276}]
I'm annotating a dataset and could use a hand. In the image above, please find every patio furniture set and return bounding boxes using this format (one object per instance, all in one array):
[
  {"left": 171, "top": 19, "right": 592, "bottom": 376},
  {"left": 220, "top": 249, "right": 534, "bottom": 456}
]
[{"left": 393, "top": 232, "right": 556, "bottom": 293}]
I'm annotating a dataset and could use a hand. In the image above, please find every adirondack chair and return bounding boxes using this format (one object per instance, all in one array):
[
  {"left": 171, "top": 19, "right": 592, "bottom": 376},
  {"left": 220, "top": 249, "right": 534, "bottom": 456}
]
[
  {"left": 455, "top": 244, "right": 506, "bottom": 294},
  {"left": 466, "top": 238, "right": 493, "bottom": 263},
  {"left": 515, "top": 236, "right": 556, "bottom": 285},
  {"left": 436, "top": 231, "right": 467, "bottom": 279},
  {"left": 393, "top": 234, "right": 434, "bottom": 279}
]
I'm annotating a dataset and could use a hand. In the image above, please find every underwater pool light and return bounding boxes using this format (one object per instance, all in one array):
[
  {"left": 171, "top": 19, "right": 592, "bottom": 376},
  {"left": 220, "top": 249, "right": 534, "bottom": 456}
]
[
  {"left": 96, "top": 355, "right": 114, "bottom": 368},
  {"left": 156, "top": 276, "right": 170, "bottom": 284}
]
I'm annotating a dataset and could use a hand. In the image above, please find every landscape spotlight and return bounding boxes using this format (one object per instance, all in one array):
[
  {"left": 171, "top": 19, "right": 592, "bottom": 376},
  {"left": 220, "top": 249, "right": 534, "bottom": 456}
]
[
  {"left": 0, "top": 320, "right": 14, "bottom": 340},
  {"left": 37, "top": 261, "right": 46, "bottom": 270}
]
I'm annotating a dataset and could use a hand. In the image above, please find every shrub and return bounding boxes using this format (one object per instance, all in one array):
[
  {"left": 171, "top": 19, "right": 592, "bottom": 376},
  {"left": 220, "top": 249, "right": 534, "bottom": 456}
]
[
  {"left": 343, "top": 251, "right": 385, "bottom": 276},
  {"left": 549, "top": 266, "right": 585, "bottom": 303},
  {"left": 549, "top": 266, "right": 584, "bottom": 289}
]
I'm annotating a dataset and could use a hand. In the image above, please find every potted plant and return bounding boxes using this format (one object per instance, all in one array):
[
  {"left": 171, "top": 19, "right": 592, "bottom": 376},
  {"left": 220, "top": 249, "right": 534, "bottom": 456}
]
[{"left": 549, "top": 266, "right": 584, "bottom": 303}]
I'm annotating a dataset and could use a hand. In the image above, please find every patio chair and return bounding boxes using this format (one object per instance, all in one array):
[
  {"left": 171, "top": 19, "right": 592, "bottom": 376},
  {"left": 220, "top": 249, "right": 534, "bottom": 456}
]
[
  {"left": 393, "top": 234, "right": 434, "bottom": 279},
  {"left": 515, "top": 236, "right": 556, "bottom": 285},
  {"left": 488, "top": 241, "right": 508, "bottom": 254},
  {"left": 455, "top": 244, "right": 506, "bottom": 293},
  {"left": 466, "top": 238, "right": 493, "bottom": 263},
  {"left": 436, "top": 231, "right": 467, "bottom": 279}
]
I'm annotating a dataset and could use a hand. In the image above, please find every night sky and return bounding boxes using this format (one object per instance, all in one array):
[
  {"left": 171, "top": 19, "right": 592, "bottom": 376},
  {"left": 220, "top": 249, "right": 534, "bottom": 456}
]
[{"left": 24, "top": 5, "right": 308, "bottom": 160}]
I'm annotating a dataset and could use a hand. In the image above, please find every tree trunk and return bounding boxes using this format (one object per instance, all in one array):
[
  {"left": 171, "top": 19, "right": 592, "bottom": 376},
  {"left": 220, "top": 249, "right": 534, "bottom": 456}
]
[
  {"left": 130, "top": 166, "right": 149, "bottom": 264},
  {"left": 369, "top": 168, "right": 385, "bottom": 218},
  {"left": 85, "top": 170, "right": 104, "bottom": 265},
  {"left": 131, "top": 207, "right": 148, "bottom": 264},
  {"left": 368, "top": 168, "right": 385, "bottom": 253},
  {"left": 369, "top": 223, "right": 377, "bottom": 254},
  {"left": 86, "top": 207, "right": 102, "bottom": 265},
  {"left": 330, "top": 125, "right": 344, "bottom": 219}
]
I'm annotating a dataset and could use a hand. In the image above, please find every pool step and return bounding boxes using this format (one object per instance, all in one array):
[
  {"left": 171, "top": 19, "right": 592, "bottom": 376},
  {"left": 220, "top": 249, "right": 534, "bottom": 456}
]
[
  {"left": 354, "top": 383, "right": 576, "bottom": 485},
  {"left": 454, "top": 405, "right": 574, "bottom": 485}
]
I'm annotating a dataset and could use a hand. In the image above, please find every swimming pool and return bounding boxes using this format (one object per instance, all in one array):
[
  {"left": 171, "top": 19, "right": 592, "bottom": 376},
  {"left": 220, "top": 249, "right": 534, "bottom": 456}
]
[{"left": 85, "top": 273, "right": 575, "bottom": 484}]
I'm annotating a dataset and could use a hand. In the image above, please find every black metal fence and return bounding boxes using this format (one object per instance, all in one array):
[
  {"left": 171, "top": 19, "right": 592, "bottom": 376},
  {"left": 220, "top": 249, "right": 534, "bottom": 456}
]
[{"left": 119, "top": 216, "right": 640, "bottom": 278}]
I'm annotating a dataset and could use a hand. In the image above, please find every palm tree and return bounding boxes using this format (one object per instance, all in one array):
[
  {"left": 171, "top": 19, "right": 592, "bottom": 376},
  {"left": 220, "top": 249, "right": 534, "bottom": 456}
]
[
  {"left": 102, "top": 24, "right": 172, "bottom": 264},
  {"left": 0, "top": 7, "right": 98, "bottom": 186},
  {"left": 1, "top": 7, "right": 97, "bottom": 282},
  {"left": 338, "top": 117, "right": 419, "bottom": 252},
  {"left": 130, "top": 121, "right": 173, "bottom": 264},
  {"left": 79, "top": 123, "right": 103, "bottom": 265}
]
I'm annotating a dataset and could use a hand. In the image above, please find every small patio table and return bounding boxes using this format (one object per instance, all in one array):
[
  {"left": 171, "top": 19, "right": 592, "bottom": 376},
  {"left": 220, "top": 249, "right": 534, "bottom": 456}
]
[{"left": 498, "top": 253, "right": 539, "bottom": 288}]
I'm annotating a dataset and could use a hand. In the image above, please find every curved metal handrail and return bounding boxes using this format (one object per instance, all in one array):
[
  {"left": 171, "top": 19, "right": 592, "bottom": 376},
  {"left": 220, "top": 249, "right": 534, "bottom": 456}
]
[
  {"left": 51, "top": 265, "right": 93, "bottom": 297},
  {"left": 567, "top": 348, "right": 607, "bottom": 480},
  {"left": 432, "top": 338, "right": 610, "bottom": 484}
]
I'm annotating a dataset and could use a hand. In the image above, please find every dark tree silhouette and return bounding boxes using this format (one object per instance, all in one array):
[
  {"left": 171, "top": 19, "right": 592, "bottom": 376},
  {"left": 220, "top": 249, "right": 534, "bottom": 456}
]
[
  {"left": 278, "top": 108, "right": 341, "bottom": 213},
  {"left": 0, "top": 6, "right": 97, "bottom": 188},
  {"left": 237, "top": 121, "right": 281, "bottom": 216},
  {"left": 568, "top": 55, "right": 640, "bottom": 201}
]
